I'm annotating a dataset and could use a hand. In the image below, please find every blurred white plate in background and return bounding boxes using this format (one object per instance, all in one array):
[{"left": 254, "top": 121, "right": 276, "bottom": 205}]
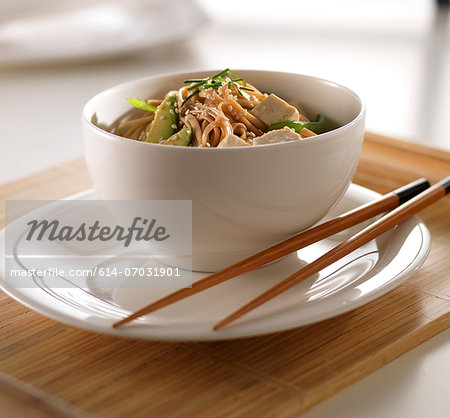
[{"left": 0, "top": 0, "right": 207, "bottom": 66}]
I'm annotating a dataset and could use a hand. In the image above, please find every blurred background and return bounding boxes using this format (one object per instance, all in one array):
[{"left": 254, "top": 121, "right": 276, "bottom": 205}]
[{"left": 1, "top": 0, "right": 449, "bottom": 185}]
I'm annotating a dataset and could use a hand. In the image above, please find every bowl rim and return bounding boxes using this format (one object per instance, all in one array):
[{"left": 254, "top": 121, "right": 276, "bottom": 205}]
[{"left": 82, "top": 69, "right": 366, "bottom": 152}]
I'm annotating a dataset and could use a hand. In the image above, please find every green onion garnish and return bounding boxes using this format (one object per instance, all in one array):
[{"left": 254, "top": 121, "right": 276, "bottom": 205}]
[
  {"left": 183, "top": 79, "right": 207, "bottom": 83},
  {"left": 182, "top": 89, "right": 200, "bottom": 105},
  {"left": 181, "top": 69, "right": 254, "bottom": 106},
  {"left": 268, "top": 115, "right": 327, "bottom": 134},
  {"left": 211, "top": 68, "right": 231, "bottom": 79},
  {"left": 126, "top": 98, "right": 157, "bottom": 112}
]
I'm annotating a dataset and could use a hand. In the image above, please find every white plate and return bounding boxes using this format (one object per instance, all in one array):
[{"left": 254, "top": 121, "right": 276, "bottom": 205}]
[
  {"left": 0, "top": 0, "right": 207, "bottom": 66},
  {"left": 0, "top": 184, "right": 431, "bottom": 341}
]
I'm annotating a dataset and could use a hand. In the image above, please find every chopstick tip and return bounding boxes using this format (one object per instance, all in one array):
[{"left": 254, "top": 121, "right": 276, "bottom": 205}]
[
  {"left": 112, "top": 318, "right": 129, "bottom": 329},
  {"left": 213, "top": 318, "right": 230, "bottom": 331}
]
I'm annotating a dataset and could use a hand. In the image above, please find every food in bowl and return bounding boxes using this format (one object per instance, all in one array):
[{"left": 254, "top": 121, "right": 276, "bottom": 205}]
[{"left": 114, "top": 69, "right": 336, "bottom": 147}]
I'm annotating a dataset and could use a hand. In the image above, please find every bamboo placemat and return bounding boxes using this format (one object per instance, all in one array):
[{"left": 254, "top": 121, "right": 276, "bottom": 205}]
[{"left": 1, "top": 132, "right": 449, "bottom": 417}]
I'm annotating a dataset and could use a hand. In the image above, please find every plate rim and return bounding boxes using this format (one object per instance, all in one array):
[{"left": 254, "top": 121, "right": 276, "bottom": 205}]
[{"left": 0, "top": 183, "right": 431, "bottom": 341}]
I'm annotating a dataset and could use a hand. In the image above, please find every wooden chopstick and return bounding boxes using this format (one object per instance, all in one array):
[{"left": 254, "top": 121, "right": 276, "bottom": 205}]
[
  {"left": 112, "top": 178, "right": 430, "bottom": 329},
  {"left": 213, "top": 175, "right": 450, "bottom": 331}
]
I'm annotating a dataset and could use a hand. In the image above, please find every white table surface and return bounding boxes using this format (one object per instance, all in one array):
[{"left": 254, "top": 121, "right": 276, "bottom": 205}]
[{"left": 0, "top": 0, "right": 449, "bottom": 417}]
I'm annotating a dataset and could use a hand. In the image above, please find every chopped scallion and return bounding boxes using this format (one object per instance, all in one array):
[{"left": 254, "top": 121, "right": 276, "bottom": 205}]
[
  {"left": 126, "top": 98, "right": 157, "bottom": 112},
  {"left": 268, "top": 115, "right": 327, "bottom": 134}
]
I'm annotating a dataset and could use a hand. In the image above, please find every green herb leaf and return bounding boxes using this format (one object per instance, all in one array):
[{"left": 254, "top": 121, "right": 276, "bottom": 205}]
[
  {"left": 211, "top": 68, "right": 231, "bottom": 79},
  {"left": 187, "top": 81, "right": 207, "bottom": 91},
  {"left": 126, "top": 98, "right": 157, "bottom": 112},
  {"left": 182, "top": 69, "right": 253, "bottom": 104},
  {"left": 268, "top": 115, "right": 327, "bottom": 134},
  {"left": 182, "top": 89, "right": 200, "bottom": 106},
  {"left": 183, "top": 79, "right": 206, "bottom": 83}
]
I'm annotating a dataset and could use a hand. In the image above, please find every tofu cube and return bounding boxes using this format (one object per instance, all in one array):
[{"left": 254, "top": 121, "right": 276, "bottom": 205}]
[
  {"left": 251, "top": 94, "right": 300, "bottom": 126},
  {"left": 253, "top": 127, "right": 301, "bottom": 145},
  {"left": 218, "top": 134, "right": 250, "bottom": 147}
]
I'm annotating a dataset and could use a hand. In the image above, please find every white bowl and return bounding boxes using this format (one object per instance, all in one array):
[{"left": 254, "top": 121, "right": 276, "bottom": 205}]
[{"left": 82, "top": 70, "right": 365, "bottom": 271}]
